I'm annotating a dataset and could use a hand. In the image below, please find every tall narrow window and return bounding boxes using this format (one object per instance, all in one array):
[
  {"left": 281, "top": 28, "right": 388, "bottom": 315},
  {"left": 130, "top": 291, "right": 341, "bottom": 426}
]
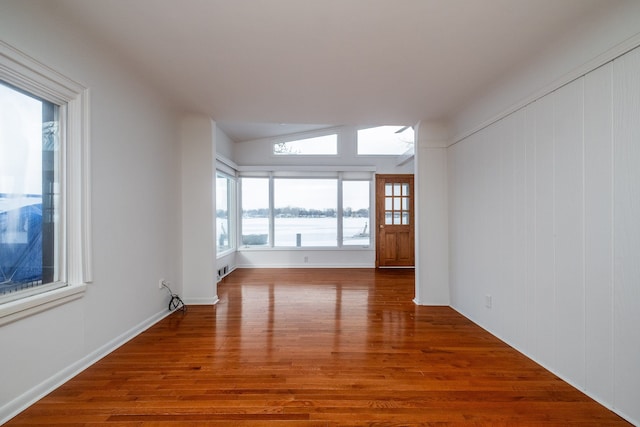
[
  {"left": 0, "top": 41, "right": 90, "bottom": 325},
  {"left": 342, "top": 181, "right": 370, "bottom": 246},
  {"left": 241, "top": 177, "right": 270, "bottom": 246},
  {"left": 216, "top": 172, "right": 235, "bottom": 254},
  {"left": 0, "top": 82, "right": 62, "bottom": 302}
]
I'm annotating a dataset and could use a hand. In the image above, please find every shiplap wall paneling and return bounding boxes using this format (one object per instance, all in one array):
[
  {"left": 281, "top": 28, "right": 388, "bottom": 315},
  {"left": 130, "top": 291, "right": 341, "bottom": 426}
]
[
  {"left": 533, "top": 93, "right": 556, "bottom": 369},
  {"left": 483, "top": 122, "right": 503, "bottom": 332},
  {"left": 447, "top": 142, "right": 465, "bottom": 310},
  {"left": 450, "top": 140, "right": 474, "bottom": 312},
  {"left": 497, "top": 113, "right": 518, "bottom": 346},
  {"left": 612, "top": 47, "right": 640, "bottom": 420},
  {"left": 552, "top": 79, "right": 585, "bottom": 387},
  {"left": 511, "top": 108, "right": 528, "bottom": 351},
  {"left": 448, "top": 45, "right": 640, "bottom": 425},
  {"left": 463, "top": 135, "right": 487, "bottom": 314},
  {"left": 523, "top": 104, "right": 537, "bottom": 357},
  {"left": 584, "top": 62, "right": 614, "bottom": 405}
]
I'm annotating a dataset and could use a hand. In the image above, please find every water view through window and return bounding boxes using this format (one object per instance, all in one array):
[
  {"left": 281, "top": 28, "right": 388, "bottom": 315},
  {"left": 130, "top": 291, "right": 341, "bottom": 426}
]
[{"left": 240, "top": 177, "right": 370, "bottom": 247}]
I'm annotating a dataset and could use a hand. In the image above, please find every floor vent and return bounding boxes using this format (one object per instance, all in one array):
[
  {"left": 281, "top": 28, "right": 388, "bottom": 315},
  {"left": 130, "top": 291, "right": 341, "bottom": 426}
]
[{"left": 217, "top": 265, "right": 230, "bottom": 281}]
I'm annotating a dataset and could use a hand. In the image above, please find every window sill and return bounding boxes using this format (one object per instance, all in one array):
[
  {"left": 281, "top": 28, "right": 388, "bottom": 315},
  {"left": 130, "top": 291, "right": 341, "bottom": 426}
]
[
  {"left": 0, "top": 284, "right": 87, "bottom": 326},
  {"left": 238, "top": 246, "right": 372, "bottom": 251}
]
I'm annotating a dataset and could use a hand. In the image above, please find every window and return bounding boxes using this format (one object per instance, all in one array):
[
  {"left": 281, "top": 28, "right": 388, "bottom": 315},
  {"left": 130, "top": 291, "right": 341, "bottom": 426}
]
[
  {"left": 241, "top": 177, "right": 270, "bottom": 246},
  {"left": 273, "top": 133, "right": 338, "bottom": 155},
  {"left": 342, "top": 181, "right": 370, "bottom": 246},
  {"left": 384, "top": 182, "right": 410, "bottom": 225},
  {"left": 216, "top": 172, "right": 235, "bottom": 254},
  {"left": 0, "top": 82, "right": 61, "bottom": 302},
  {"left": 357, "top": 125, "right": 414, "bottom": 155},
  {"left": 274, "top": 178, "right": 337, "bottom": 247},
  {"left": 240, "top": 174, "right": 371, "bottom": 248},
  {"left": 0, "top": 41, "right": 90, "bottom": 325}
]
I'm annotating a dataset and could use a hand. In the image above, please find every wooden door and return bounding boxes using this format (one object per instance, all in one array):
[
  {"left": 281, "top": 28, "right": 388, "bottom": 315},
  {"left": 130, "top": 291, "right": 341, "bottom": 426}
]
[{"left": 375, "top": 174, "right": 415, "bottom": 267}]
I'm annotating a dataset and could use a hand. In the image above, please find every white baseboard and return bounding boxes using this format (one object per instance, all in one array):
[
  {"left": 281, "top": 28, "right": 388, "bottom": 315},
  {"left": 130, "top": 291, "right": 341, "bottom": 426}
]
[
  {"left": 0, "top": 308, "right": 173, "bottom": 425},
  {"left": 234, "top": 264, "right": 374, "bottom": 269},
  {"left": 182, "top": 296, "right": 219, "bottom": 305}
]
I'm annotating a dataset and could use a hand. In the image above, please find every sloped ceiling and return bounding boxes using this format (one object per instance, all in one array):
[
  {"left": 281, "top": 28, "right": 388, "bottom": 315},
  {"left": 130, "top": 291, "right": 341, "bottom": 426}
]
[{"left": 51, "top": 0, "right": 613, "bottom": 141}]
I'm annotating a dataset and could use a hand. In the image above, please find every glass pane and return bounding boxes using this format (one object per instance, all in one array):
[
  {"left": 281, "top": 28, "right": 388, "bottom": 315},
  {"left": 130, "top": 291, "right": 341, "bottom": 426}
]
[
  {"left": 402, "top": 197, "right": 409, "bottom": 211},
  {"left": 274, "top": 178, "right": 337, "bottom": 246},
  {"left": 241, "top": 177, "right": 269, "bottom": 246},
  {"left": 357, "top": 125, "right": 415, "bottom": 155},
  {"left": 1, "top": 82, "right": 59, "bottom": 297},
  {"left": 393, "top": 212, "right": 401, "bottom": 224},
  {"left": 216, "top": 173, "right": 232, "bottom": 252},
  {"left": 393, "top": 197, "right": 401, "bottom": 210},
  {"left": 385, "top": 183, "right": 393, "bottom": 196},
  {"left": 342, "top": 181, "right": 370, "bottom": 246},
  {"left": 402, "top": 212, "right": 410, "bottom": 225},
  {"left": 385, "top": 212, "right": 393, "bottom": 225},
  {"left": 402, "top": 183, "right": 409, "bottom": 196},
  {"left": 385, "top": 197, "right": 393, "bottom": 210},
  {"left": 394, "top": 184, "right": 401, "bottom": 195},
  {"left": 273, "top": 134, "right": 337, "bottom": 155}
]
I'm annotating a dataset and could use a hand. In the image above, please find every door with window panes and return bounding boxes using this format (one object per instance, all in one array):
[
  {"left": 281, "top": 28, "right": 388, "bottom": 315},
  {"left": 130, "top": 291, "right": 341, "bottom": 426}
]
[{"left": 375, "top": 174, "right": 414, "bottom": 267}]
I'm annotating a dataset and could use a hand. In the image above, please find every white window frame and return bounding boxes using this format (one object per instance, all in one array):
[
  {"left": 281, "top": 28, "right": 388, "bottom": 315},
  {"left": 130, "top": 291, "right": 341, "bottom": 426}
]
[
  {"left": 238, "top": 166, "right": 374, "bottom": 250},
  {"left": 272, "top": 132, "right": 339, "bottom": 156},
  {"left": 356, "top": 125, "right": 415, "bottom": 156},
  {"left": 0, "top": 41, "right": 91, "bottom": 325},
  {"left": 215, "top": 170, "right": 236, "bottom": 257}
]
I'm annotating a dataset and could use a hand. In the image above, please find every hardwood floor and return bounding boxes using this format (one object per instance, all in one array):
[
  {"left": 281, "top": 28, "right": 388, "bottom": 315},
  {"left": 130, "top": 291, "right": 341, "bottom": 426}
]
[{"left": 7, "top": 268, "right": 630, "bottom": 426}]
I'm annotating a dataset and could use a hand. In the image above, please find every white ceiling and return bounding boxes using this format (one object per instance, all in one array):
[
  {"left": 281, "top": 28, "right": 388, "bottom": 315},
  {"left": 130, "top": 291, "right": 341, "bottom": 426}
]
[{"left": 52, "top": 0, "right": 612, "bottom": 141}]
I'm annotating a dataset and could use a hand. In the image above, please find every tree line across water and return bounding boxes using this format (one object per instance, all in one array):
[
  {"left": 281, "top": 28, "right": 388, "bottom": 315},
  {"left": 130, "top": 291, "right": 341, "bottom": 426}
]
[{"left": 218, "top": 207, "right": 369, "bottom": 218}]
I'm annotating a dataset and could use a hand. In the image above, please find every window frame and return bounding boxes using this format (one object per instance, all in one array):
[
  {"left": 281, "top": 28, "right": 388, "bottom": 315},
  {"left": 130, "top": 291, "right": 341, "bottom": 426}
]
[
  {"left": 272, "top": 132, "right": 339, "bottom": 156},
  {"left": 356, "top": 125, "right": 415, "bottom": 156},
  {"left": 215, "top": 170, "right": 236, "bottom": 257},
  {"left": 0, "top": 41, "right": 91, "bottom": 325},
  {"left": 238, "top": 168, "right": 373, "bottom": 250}
]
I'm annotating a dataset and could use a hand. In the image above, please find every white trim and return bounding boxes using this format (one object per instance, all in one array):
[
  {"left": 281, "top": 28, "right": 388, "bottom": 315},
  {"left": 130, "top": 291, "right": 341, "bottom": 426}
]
[
  {"left": 238, "top": 165, "right": 376, "bottom": 173},
  {"left": 216, "top": 153, "right": 238, "bottom": 176},
  {"left": 0, "top": 41, "right": 85, "bottom": 103},
  {"left": 0, "top": 42, "right": 92, "bottom": 313},
  {"left": 0, "top": 307, "right": 172, "bottom": 425},
  {"left": 234, "top": 263, "right": 374, "bottom": 269},
  {"left": 452, "top": 33, "right": 640, "bottom": 144},
  {"left": 182, "top": 296, "right": 219, "bottom": 305},
  {"left": 0, "top": 284, "right": 86, "bottom": 326}
]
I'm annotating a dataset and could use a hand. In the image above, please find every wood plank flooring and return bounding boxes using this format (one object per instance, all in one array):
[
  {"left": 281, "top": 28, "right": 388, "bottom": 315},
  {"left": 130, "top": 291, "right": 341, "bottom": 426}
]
[{"left": 6, "top": 268, "right": 631, "bottom": 426}]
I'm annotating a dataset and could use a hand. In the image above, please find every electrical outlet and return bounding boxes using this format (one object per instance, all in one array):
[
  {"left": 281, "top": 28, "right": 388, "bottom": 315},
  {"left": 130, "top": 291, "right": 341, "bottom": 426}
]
[
  {"left": 159, "top": 279, "right": 165, "bottom": 289},
  {"left": 304, "top": 256, "right": 309, "bottom": 263}
]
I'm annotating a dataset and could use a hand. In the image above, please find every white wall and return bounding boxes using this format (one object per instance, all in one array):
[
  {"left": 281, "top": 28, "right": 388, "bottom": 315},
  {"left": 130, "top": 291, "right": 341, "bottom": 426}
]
[
  {"left": 233, "top": 125, "right": 413, "bottom": 268},
  {"left": 452, "top": 0, "right": 640, "bottom": 143},
  {"left": 0, "top": 1, "right": 182, "bottom": 422},
  {"left": 448, "top": 46, "right": 640, "bottom": 425},
  {"left": 181, "top": 116, "right": 218, "bottom": 304},
  {"left": 215, "top": 126, "right": 235, "bottom": 161},
  {"left": 413, "top": 121, "right": 449, "bottom": 305}
]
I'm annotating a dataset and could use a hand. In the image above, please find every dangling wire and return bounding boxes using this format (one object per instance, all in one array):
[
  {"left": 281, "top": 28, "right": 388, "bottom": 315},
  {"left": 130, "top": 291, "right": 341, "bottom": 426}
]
[{"left": 161, "top": 280, "right": 186, "bottom": 312}]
